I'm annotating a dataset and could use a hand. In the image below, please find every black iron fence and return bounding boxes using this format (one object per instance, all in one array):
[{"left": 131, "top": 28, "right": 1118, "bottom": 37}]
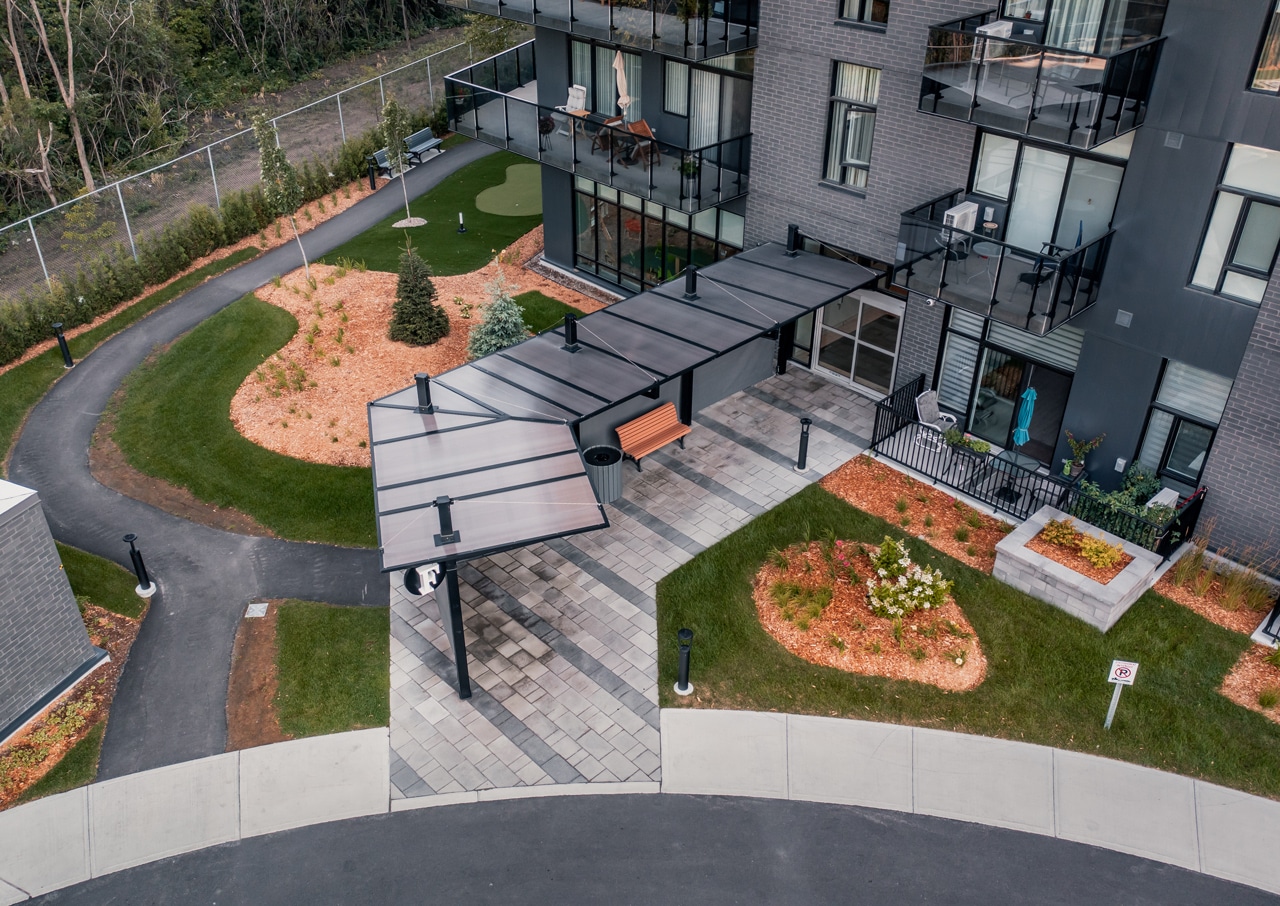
[{"left": 871, "top": 376, "right": 1205, "bottom": 558}]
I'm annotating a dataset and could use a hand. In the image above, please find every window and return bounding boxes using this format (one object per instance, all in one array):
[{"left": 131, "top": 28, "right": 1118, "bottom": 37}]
[
  {"left": 665, "top": 62, "right": 689, "bottom": 115},
  {"left": 823, "top": 63, "right": 880, "bottom": 189},
  {"left": 1136, "top": 361, "right": 1233, "bottom": 485},
  {"left": 839, "top": 0, "right": 888, "bottom": 26},
  {"left": 1191, "top": 144, "right": 1280, "bottom": 304},
  {"left": 1254, "top": 1, "right": 1280, "bottom": 92},
  {"left": 571, "top": 41, "right": 642, "bottom": 121}
]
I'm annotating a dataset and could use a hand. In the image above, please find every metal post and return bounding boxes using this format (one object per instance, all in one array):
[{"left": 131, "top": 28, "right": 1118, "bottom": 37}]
[
  {"left": 684, "top": 265, "right": 698, "bottom": 300},
  {"left": 207, "top": 146, "right": 221, "bottom": 210},
  {"left": 379, "top": 76, "right": 386, "bottom": 109},
  {"left": 116, "top": 183, "right": 138, "bottom": 262},
  {"left": 336, "top": 92, "right": 347, "bottom": 143},
  {"left": 562, "top": 313, "right": 579, "bottom": 352},
  {"left": 415, "top": 372, "right": 433, "bottom": 413},
  {"left": 674, "top": 628, "right": 694, "bottom": 696},
  {"left": 794, "top": 417, "right": 812, "bottom": 472},
  {"left": 29, "top": 218, "right": 51, "bottom": 289},
  {"left": 272, "top": 119, "right": 281, "bottom": 148},
  {"left": 52, "top": 322, "right": 72, "bottom": 368},
  {"left": 123, "top": 533, "right": 156, "bottom": 598},
  {"left": 1104, "top": 682, "right": 1124, "bottom": 729},
  {"left": 427, "top": 58, "right": 435, "bottom": 107},
  {"left": 439, "top": 560, "right": 472, "bottom": 699},
  {"left": 458, "top": 212, "right": 467, "bottom": 233}
]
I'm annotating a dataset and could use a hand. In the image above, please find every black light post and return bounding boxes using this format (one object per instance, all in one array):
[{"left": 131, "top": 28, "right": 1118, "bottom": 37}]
[
  {"left": 457, "top": 212, "right": 467, "bottom": 233},
  {"left": 562, "top": 313, "right": 580, "bottom": 352},
  {"left": 52, "top": 322, "right": 73, "bottom": 368},
  {"left": 683, "top": 265, "right": 699, "bottom": 300},
  {"left": 123, "top": 533, "right": 156, "bottom": 598},
  {"left": 794, "top": 417, "right": 812, "bottom": 472},
  {"left": 674, "top": 627, "right": 694, "bottom": 696}
]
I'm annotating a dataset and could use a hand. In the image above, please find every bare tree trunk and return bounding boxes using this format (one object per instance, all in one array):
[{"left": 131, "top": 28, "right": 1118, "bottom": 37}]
[
  {"left": 289, "top": 215, "right": 311, "bottom": 282},
  {"left": 0, "top": 69, "right": 8, "bottom": 104},
  {"left": 3, "top": 0, "right": 31, "bottom": 98},
  {"left": 401, "top": 0, "right": 410, "bottom": 51},
  {"left": 26, "top": 0, "right": 96, "bottom": 190}
]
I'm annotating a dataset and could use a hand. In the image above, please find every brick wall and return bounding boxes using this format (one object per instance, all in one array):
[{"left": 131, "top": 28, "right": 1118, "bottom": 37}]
[{"left": 0, "top": 488, "right": 100, "bottom": 736}]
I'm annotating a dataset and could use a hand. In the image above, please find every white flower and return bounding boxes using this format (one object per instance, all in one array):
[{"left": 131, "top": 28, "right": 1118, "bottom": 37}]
[{"left": 955, "top": 657, "right": 964, "bottom": 665}]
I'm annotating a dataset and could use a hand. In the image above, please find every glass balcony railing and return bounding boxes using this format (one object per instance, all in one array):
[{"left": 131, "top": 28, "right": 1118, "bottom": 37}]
[
  {"left": 891, "top": 189, "right": 1113, "bottom": 337},
  {"left": 439, "top": 0, "right": 758, "bottom": 61},
  {"left": 919, "top": 9, "right": 1164, "bottom": 150},
  {"left": 445, "top": 43, "right": 750, "bottom": 213}
]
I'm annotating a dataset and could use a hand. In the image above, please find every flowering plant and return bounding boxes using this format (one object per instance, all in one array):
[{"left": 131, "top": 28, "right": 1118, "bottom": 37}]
[{"left": 865, "top": 536, "right": 952, "bottom": 620}]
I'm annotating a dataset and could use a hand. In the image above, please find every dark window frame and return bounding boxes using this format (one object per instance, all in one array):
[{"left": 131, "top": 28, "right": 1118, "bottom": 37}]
[
  {"left": 1189, "top": 144, "right": 1280, "bottom": 304},
  {"left": 1252, "top": 0, "right": 1280, "bottom": 94},
  {"left": 822, "top": 61, "right": 881, "bottom": 190},
  {"left": 1134, "top": 361, "right": 1218, "bottom": 487},
  {"left": 838, "top": 0, "right": 889, "bottom": 28}
]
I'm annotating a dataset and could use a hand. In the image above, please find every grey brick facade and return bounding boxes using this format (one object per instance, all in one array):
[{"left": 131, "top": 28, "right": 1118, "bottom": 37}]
[{"left": 0, "top": 481, "right": 103, "bottom": 743}]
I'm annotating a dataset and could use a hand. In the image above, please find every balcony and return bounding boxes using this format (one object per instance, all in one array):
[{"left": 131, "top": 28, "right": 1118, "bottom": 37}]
[
  {"left": 891, "top": 189, "right": 1113, "bottom": 337},
  {"left": 919, "top": 9, "right": 1163, "bottom": 150},
  {"left": 445, "top": 43, "right": 750, "bottom": 213},
  {"left": 439, "top": 0, "right": 758, "bottom": 61}
]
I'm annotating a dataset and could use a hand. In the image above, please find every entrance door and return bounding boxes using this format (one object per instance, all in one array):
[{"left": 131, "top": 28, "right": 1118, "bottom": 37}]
[
  {"left": 969, "top": 349, "right": 1072, "bottom": 463},
  {"left": 814, "top": 291, "right": 902, "bottom": 396}
]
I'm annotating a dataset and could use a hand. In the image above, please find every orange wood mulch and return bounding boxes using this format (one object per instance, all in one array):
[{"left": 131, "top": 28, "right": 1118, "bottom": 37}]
[
  {"left": 0, "top": 603, "right": 144, "bottom": 809},
  {"left": 820, "top": 455, "right": 1011, "bottom": 574},
  {"left": 1025, "top": 532, "right": 1132, "bottom": 585},
  {"left": 1155, "top": 572, "right": 1274, "bottom": 635},
  {"left": 1221, "top": 645, "right": 1280, "bottom": 726},
  {"left": 753, "top": 541, "right": 986, "bottom": 692},
  {"left": 230, "top": 226, "right": 605, "bottom": 468}
]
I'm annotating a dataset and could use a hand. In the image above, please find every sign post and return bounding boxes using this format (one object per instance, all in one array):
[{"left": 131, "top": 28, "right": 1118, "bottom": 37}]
[{"left": 1104, "top": 659, "right": 1138, "bottom": 729}]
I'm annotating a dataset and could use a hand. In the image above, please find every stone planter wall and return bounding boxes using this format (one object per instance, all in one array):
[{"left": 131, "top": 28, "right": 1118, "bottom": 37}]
[{"left": 994, "top": 507, "right": 1164, "bottom": 632}]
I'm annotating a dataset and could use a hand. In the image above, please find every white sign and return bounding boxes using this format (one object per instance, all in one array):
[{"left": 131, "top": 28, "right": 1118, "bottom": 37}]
[{"left": 1108, "top": 660, "right": 1139, "bottom": 686}]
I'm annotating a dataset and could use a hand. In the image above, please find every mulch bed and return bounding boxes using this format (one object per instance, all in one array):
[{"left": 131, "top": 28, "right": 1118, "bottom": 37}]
[
  {"left": 1221, "top": 645, "right": 1280, "bottom": 725},
  {"left": 1156, "top": 572, "right": 1273, "bottom": 636},
  {"left": 1025, "top": 532, "right": 1132, "bottom": 584},
  {"left": 753, "top": 541, "right": 986, "bottom": 692},
  {"left": 820, "top": 455, "right": 1011, "bottom": 574},
  {"left": 226, "top": 600, "right": 290, "bottom": 751},
  {"left": 0, "top": 603, "right": 144, "bottom": 809}
]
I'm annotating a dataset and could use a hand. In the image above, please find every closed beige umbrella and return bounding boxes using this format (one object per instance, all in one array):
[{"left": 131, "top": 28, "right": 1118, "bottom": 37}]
[{"left": 613, "top": 50, "right": 632, "bottom": 118}]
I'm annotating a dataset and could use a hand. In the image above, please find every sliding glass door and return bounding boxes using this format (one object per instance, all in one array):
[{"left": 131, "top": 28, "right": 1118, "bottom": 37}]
[{"left": 814, "top": 291, "right": 902, "bottom": 396}]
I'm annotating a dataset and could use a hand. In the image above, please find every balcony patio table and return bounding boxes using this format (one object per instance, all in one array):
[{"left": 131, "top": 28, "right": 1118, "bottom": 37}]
[
  {"left": 991, "top": 448, "right": 1041, "bottom": 503},
  {"left": 968, "top": 241, "right": 1001, "bottom": 282}
]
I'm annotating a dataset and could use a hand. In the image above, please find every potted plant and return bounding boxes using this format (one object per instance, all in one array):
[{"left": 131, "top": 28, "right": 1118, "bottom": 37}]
[
  {"left": 1063, "top": 430, "right": 1105, "bottom": 477},
  {"left": 944, "top": 428, "right": 991, "bottom": 455},
  {"left": 538, "top": 115, "right": 555, "bottom": 151},
  {"left": 678, "top": 154, "right": 701, "bottom": 193}
]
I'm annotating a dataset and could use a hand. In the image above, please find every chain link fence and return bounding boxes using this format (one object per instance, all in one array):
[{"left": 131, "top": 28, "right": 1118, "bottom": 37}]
[{"left": 0, "top": 40, "right": 476, "bottom": 307}]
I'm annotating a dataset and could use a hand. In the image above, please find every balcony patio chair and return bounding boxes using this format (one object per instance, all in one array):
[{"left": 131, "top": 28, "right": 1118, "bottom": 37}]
[
  {"left": 934, "top": 229, "right": 970, "bottom": 264},
  {"left": 554, "top": 85, "right": 588, "bottom": 136},
  {"left": 590, "top": 115, "right": 625, "bottom": 155},
  {"left": 914, "top": 389, "right": 956, "bottom": 452}
]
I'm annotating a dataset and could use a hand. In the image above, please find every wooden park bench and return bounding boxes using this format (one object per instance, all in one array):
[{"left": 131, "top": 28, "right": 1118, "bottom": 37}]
[
  {"left": 405, "top": 127, "right": 443, "bottom": 164},
  {"left": 616, "top": 402, "right": 691, "bottom": 472}
]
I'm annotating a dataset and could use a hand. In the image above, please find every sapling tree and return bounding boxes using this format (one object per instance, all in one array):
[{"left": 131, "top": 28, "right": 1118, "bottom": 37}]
[
  {"left": 379, "top": 97, "right": 423, "bottom": 227},
  {"left": 252, "top": 114, "right": 310, "bottom": 281},
  {"left": 466, "top": 271, "right": 529, "bottom": 359},
  {"left": 389, "top": 238, "right": 448, "bottom": 345}
]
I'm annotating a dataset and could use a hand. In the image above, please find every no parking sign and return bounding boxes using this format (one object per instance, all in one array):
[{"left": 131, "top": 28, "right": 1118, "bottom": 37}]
[{"left": 1105, "top": 659, "right": 1139, "bottom": 729}]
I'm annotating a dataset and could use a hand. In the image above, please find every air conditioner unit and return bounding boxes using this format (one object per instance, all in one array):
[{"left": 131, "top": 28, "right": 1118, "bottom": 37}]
[
  {"left": 943, "top": 201, "right": 979, "bottom": 233},
  {"left": 976, "top": 19, "right": 1013, "bottom": 38}
]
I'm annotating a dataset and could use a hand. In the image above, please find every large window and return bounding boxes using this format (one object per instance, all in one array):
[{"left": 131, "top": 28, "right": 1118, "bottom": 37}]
[
  {"left": 1254, "top": 1, "right": 1280, "bottom": 92},
  {"left": 839, "top": 0, "right": 888, "bottom": 26},
  {"left": 1191, "top": 144, "right": 1280, "bottom": 304},
  {"left": 823, "top": 63, "right": 880, "bottom": 189},
  {"left": 571, "top": 41, "right": 642, "bottom": 122},
  {"left": 1136, "top": 361, "right": 1233, "bottom": 486},
  {"left": 573, "top": 178, "right": 743, "bottom": 293}
]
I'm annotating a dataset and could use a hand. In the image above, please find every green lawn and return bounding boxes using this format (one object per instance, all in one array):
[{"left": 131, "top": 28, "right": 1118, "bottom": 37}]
[
  {"left": 16, "top": 722, "right": 105, "bottom": 805},
  {"left": 275, "top": 600, "right": 389, "bottom": 737},
  {"left": 113, "top": 293, "right": 376, "bottom": 546},
  {"left": 657, "top": 483, "right": 1280, "bottom": 799},
  {"left": 515, "top": 290, "right": 582, "bottom": 334},
  {"left": 57, "top": 542, "right": 146, "bottom": 619},
  {"left": 0, "top": 247, "right": 261, "bottom": 473},
  {"left": 319, "top": 151, "right": 542, "bottom": 274}
]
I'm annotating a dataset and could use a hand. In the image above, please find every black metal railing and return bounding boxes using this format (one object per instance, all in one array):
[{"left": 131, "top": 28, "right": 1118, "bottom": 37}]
[
  {"left": 892, "top": 189, "right": 1112, "bottom": 337},
  {"left": 445, "top": 43, "right": 751, "bottom": 213},
  {"left": 870, "top": 376, "right": 1206, "bottom": 558},
  {"left": 919, "top": 9, "right": 1164, "bottom": 150},
  {"left": 437, "top": 0, "right": 758, "bottom": 61}
]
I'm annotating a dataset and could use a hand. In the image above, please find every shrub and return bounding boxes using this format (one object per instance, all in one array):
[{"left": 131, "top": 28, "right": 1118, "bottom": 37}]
[
  {"left": 1040, "top": 518, "right": 1079, "bottom": 547},
  {"left": 467, "top": 272, "right": 528, "bottom": 359},
  {"left": 388, "top": 243, "right": 448, "bottom": 346},
  {"left": 1077, "top": 533, "right": 1125, "bottom": 570},
  {"left": 953, "top": 526, "right": 970, "bottom": 543},
  {"left": 864, "top": 536, "right": 952, "bottom": 620},
  {"left": 894, "top": 497, "right": 909, "bottom": 513},
  {"left": 1260, "top": 688, "right": 1280, "bottom": 710}
]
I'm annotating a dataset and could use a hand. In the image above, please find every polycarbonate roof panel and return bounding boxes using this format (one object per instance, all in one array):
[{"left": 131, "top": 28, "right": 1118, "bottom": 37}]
[
  {"left": 469, "top": 358, "right": 611, "bottom": 416},
  {"left": 602, "top": 295, "right": 757, "bottom": 350},
  {"left": 373, "top": 418, "right": 577, "bottom": 488},
  {"left": 376, "top": 450, "right": 587, "bottom": 514},
  {"left": 500, "top": 335, "right": 656, "bottom": 400},
  {"left": 554, "top": 312, "right": 711, "bottom": 376},
  {"left": 696, "top": 262, "right": 839, "bottom": 316},
  {"left": 436, "top": 365, "right": 580, "bottom": 421},
  {"left": 736, "top": 242, "right": 880, "bottom": 289},
  {"left": 368, "top": 407, "right": 497, "bottom": 444},
  {"left": 649, "top": 281, "right": 795, "bottom": 326}
]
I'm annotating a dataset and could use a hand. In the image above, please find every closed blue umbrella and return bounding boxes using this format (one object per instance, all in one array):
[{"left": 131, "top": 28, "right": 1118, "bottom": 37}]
[{"left": 1012, "top": 386, "right": 1037, "bottom": 447}]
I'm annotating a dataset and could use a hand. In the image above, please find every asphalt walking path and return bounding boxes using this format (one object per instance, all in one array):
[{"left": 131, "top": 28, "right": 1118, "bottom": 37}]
[
  {"left": 8, "top": 141, "right": 496, "bottom": 779},
  {"left": 29, "top": 795, "right": 1276, "bottom": 905}
]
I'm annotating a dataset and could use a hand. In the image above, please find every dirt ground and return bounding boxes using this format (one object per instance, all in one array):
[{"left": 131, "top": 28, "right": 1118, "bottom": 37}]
[
  {"left": 753, "top": 540, "right": 986, "bottom": 692},
  {"left": 226, "top": 601, "right": 291, "bottom": 751}
]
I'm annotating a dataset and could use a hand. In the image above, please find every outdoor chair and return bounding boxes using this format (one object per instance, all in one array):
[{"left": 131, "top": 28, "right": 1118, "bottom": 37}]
[
  {"left": 555, "top": 85, "right": 588, "bottom": 136},
  {"left": 914, "top": 389, "right": 956, "bottom": 452},
  {"left": 934, "top": 230, "right": 970, "bottom": 264},
  {"left": 590, "top": 116, "right": 625, "bottom": 155}
]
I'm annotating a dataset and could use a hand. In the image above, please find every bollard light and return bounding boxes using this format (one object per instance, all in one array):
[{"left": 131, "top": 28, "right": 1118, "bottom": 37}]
[
  {"left": 794, "top": 417, "right": 812, "bottom": 473},
  {"left": 458, "top": 212, "right": 467, "bottom": 234},
  {"left": 562, "top": 313, "right": 580, "bottom": 352},
  {"left": 52, "top": 322, "right": 73, "bottom": 369},
  {"left": 123, "top": 533, "right": 156, "bottom": 598},
  {"left": 674, "top": 627, "right": 694, "bottom": 696},
  {"left": 683, "top": 265, "right": 699, "bottom": 300}
]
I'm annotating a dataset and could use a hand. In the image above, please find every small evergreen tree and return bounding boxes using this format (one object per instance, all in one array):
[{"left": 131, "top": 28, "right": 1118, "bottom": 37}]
[
  {"left": 467, "top": 272, "right": 529, "bottom": 360},
  {"left": 389, "top": 241, "right": 448, "bottom": 345}
]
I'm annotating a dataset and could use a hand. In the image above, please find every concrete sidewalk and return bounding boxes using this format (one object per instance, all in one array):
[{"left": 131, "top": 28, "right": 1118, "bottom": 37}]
[{"left": 3, "top": 717, "right": 1280, "bottom": 901}]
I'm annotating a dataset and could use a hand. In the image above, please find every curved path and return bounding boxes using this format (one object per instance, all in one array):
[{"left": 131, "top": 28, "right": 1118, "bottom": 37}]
[
  {"left": 9, "top": 140, "right": 496, "bottom": 779},
  {"left": 29, "top": 795, "right": 1276, "bottom": 904}
]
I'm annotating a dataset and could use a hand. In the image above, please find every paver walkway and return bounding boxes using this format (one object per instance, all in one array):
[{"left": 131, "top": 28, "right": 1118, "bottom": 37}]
[{"left": 389, "top": 370, "right": 877, "bottom": 799}]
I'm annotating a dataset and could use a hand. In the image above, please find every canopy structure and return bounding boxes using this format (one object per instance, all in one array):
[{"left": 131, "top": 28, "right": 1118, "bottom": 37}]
[{"left": 368, "top": 240, "right": 878, "bottom": 696}]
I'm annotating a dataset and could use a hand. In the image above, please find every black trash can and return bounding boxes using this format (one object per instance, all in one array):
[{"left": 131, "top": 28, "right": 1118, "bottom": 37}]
[{"left": 583, "top": 445, "right": 624, "bottom": 505}]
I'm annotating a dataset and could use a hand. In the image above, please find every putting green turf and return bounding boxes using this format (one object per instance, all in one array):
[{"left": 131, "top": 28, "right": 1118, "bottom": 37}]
[{"left": 476, "top": 164, "right": 542, "bottom": 216}]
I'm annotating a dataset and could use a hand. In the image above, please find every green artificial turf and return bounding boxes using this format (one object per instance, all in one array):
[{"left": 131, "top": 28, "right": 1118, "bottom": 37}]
[
  {"left": 0, "top": 246, "right": 262, "bottom": 473},
  {"left": 112, "top": 293, "right": 376, "bottom": 546},
  {"left": 57, "top": 543, "right": 146, "bottom": 619},
  {"left": 657, "top": 483, "right": 1280, "bottom": 799},
  {"left": 16, "top": 722, "right": 105, "bottom": 804},
  {"left": 515, "top": 290, "right": 582, "bottom": 334},
  {"left": 319, "top": 151, "right": 542, "bottom": 274},
  {"left": 475, "top": 163, "right": 542, "bottom": 216},
  {"left": 274, "top": 600, "right": 390, "bottom": 737}
]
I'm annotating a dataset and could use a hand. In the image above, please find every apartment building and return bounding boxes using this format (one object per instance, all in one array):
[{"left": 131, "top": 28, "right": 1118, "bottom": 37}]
[{"left": 442, "top": 0, "right": 1280, "bottom": 562}]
